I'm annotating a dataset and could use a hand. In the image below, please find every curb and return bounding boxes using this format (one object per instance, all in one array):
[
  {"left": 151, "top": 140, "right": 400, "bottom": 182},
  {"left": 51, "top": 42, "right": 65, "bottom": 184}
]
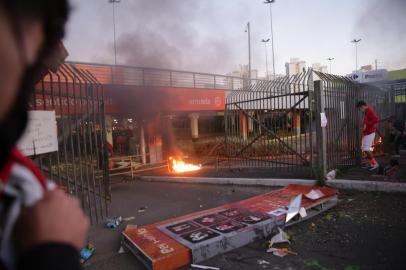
[
  {"left": 138, "top": 176, "right": 406, "bottom": 193},
  {"left": 327, "top": 179, "right": 406, "bottom": 193}
]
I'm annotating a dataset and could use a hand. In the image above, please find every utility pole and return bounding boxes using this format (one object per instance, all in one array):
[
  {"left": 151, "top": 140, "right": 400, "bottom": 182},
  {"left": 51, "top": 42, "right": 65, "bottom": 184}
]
[
  {"left": 109, "top": 0, "right": 120, "bottom": 65},
  {"left": 375, "top": 59, "right": 378, "bottom": 70},
  {"left": 264, "top": 0, "right": 276, "bottom": 80},
  {"left": 351, "top": 38, "right": 361, "bottom": 72},
  {"left": 262, "top": 38, "right": 270, "bottom": 79},
  {"left": 245, "top": 22, "right": 252, "bottom": 83},
  {"left": 327, "top": 57, "right": 334, "bottom": 74}
]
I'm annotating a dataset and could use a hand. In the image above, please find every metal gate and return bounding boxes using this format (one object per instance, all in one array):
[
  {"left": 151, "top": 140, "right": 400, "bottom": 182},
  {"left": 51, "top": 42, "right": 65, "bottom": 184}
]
[
  {"left": 225, "top": 70, "right": 390, "bottom": 179},
  {"left": 30, "top": 63, "right": 110, "bottom": 224},
  {"left": 224, "top": 69, "right": 315, "bottom": 178}
]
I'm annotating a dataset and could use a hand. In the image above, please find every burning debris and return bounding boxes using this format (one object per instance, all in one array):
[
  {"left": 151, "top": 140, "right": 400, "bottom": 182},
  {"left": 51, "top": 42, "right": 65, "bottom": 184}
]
[{"left": 168, "top": 156, "right": 202, "bottom": 173}]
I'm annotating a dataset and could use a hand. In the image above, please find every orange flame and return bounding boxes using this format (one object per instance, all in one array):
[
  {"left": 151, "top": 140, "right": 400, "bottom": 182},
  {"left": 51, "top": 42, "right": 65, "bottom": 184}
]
[{"left": 169, "top": 157, "right": 201, "bottom": 173}]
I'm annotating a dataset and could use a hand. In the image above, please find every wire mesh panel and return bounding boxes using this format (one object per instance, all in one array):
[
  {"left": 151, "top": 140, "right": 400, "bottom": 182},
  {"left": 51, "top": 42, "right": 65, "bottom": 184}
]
[
  {"left": 29, "top": 63, "right": 110, "bottom": 224},
  {"left": 224, "top": 70, "right": 314, "bottom": 178}
]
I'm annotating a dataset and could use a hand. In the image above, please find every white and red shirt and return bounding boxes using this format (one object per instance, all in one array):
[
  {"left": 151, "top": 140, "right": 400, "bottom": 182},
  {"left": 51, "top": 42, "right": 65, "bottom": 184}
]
[{"left": 0, "top": 148, "right": 53, "bottom": 269}]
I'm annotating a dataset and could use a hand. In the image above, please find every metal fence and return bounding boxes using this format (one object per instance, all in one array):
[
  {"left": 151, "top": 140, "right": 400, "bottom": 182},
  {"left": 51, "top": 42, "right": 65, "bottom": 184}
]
[
  {"left": 224, "top": 70, "right": 390, "bottom": 179},
  {"left": 30, "top": 63, "right": 110, "bottom": 224},
  {"left": 224, "top": 70, "right": 315, "bottom": 178},
  {"left": 69, "top": 61, "right": 266, "bottom": 90}
]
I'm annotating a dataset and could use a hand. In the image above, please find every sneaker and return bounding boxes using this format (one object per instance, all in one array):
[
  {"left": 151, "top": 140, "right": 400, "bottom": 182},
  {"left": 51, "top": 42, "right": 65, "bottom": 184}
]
[
  {"left": 361, "top": 163, "right": 371, "bottom": 169},
  {"left": 368, "top": 163, "right": 379, "bottom": 171}
]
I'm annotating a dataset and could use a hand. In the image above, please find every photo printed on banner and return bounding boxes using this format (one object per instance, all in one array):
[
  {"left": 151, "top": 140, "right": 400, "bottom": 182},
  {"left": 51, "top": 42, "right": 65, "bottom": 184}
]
[
  {"left": 167, "top": 221, "right": 201, "bottom": 235},
  {"left": 180, "top": 228, "right": 220, "bottom": 244},
  {"left": 210, "top": 221, "right": 247, "bottom": 234},
  {"left": 236, "top": 212, "right": 270, "bottom": 224},
  {"left": 193, "top": 214, "right": 227, "bottom": 226}
]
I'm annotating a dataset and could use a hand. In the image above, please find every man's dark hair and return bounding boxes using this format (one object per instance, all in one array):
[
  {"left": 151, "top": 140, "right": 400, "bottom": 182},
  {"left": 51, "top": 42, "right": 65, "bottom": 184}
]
[
  {"left": 0, "top": 0, "right": 69, "bottom": 169},
  {"left": 356, "top": 100, "right": 367, "bottom": 108},
  {"left": 1, "top": 0, "right": 70, "bottom": 61}
]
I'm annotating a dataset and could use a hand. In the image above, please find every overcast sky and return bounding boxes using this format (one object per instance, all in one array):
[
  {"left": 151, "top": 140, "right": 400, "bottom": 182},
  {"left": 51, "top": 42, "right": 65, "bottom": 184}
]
[{"left": 63, "top": 0, "right": 406, "bottom": 76}]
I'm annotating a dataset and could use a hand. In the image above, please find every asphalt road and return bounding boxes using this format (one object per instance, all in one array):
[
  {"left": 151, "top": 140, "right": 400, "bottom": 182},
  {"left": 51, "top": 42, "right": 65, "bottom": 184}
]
[{"left": 84, "top": 180, "right": 406, "bottom": 270}]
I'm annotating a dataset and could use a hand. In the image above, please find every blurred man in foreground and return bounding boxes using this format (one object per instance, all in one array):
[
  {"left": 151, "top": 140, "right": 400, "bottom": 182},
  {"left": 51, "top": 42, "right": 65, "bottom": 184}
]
[{"left": 0, "top": 1, "right": 89, "bottom": 269}]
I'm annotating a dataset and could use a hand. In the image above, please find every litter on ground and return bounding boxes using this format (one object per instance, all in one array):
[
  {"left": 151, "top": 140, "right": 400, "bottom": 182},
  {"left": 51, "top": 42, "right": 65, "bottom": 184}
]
[
  {"left": 80, "top": 243, "right": 95, "bottom": 264},
  {"left": 286, "top": 194, "right": 302, "bottom": 222},
  {"left": 269, "top": 227, "right": 290, "bottom": 246},
  {"left": 190, "top": 264, "right": 220, "bottom": 270}
]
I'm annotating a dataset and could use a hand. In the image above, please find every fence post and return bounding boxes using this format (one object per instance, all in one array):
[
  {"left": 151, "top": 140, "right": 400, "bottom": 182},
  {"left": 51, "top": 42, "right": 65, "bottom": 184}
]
[
  {"left": 354, "top": 84, "right": 362, "bottom": 165},
  {"left": 314, "top": 80, "right": 327, "bottom": 183}
]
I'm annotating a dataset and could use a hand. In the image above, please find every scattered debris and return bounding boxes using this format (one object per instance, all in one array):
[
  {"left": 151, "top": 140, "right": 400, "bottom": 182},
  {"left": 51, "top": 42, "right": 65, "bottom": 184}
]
[
  {"left": 106, "top": 216, "right": 122, "bottom": 229},
  {"left": 286, "top": 194, "right": 302, "bottom": 222},
  {"left": 299, "top": 207, "right": 307, "bottom": 218},
  {"left": 267, "top": 247, "right": 288, "bottom": 257},
  {"left": 199, "top": 205, "right": 204, "bottom": 208},
  {"left": 304, "top": 189, "right": 325, "bottom": 200},
  {"left": 267, "top": 247, "right": 297, "bottom": 257},
  {"left": 138, "top": 206, "right": 148, "bottom": 213},
  {"left": 257, "top": 259, "right": 271, "bottom": 265},
  {"left": 124, "top": 224, "right": 138, "bottom": 230},
  {"left": 325, "top": 213, "right": 334, "bottom": 220},
  {"left": 267, "top": 208, "right": 287, "bottom": 217},
  {"left": 190, "top": 264, "right": 220, "bottom": 270},
  {"left": 80, "top": 243, "right": 95, "bottom": 264},
  {"left": 269, "top": 227, "right": 290, "bottom": 246},
  {"left": 122, "top": 216, "right": 135, "bottom": 222}
]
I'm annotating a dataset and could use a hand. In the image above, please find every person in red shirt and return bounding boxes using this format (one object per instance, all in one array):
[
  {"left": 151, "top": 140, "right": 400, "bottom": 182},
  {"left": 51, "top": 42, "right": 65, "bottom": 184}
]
[
  {"left": 0, "top": 1, "right": 89, "bottom": 269},
  {"left": 357, "top": 101, "right": 380, "bottom": 170}
]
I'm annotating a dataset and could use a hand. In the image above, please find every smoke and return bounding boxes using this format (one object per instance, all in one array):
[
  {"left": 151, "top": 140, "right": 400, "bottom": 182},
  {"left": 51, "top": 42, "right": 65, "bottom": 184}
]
[
  {"left": 354, "top": 0, "right": 406, "bottom": 69},
  {"left": 113, "top": 0, "right": 237, "bottom": 73}
]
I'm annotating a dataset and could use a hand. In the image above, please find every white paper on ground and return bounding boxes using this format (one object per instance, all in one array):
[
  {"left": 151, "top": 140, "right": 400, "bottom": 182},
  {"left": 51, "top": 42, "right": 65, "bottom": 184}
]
[
  {"left": 286, "top": 194, "right": 302, "bottom": 223},
  {"left": 270, "top": 227, "right": 290, "bottom": 246},
  {"left": 190, "top": 264, "right": 220, "bottom": 270},
  {"left": 304, "top": 189, "right": 325, "bottom": 200},
  {"left": 268, "top": 208, "right": 287, "bottom": 217},
  {"left": 299, "top": 207, "right": 307, "bottom": 218}
]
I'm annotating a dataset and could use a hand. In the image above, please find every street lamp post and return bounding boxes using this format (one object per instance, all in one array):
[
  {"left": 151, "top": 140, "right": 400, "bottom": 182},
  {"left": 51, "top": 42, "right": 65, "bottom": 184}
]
[
  {"left": 262, "top": 38, "right": 270, "bottom": 79},
  {"left": 264, "top": 0, "right": 276, "bottom": 80},
  {"left": 109, "top": 0, "right": 120, "bottom": 65},
  {"left": 327, "top": 57, "right": 334, "bottom": 74},
  {"left": 245, "top": 22, "right": 252, "bottom": 83},
  {"left": 351, "top": 38, "right": 361, "bottom": 72}
]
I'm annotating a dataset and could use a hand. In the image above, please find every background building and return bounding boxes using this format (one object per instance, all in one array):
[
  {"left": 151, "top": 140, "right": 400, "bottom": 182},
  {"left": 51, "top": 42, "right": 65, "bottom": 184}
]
[
  {"left": 285, "top": 58, "right": 306, "bottom": 76},
  {"left": 312, "top": 63, "right": 328, "bottom": 73}
]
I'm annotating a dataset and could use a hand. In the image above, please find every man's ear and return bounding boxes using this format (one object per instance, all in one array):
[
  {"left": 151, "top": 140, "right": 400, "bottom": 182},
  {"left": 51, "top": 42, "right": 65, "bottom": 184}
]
[{"left": 20, "top": 19, "right": 44, "bottom": 65}]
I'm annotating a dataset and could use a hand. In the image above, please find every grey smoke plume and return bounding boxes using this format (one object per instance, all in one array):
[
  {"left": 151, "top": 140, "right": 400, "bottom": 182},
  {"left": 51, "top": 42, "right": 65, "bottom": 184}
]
[
  {"left": 354, "top": 0, "right": 406, "bottom": 69},
  {"left": 113, "top": 0, "right": 236, "bottom": 73}
]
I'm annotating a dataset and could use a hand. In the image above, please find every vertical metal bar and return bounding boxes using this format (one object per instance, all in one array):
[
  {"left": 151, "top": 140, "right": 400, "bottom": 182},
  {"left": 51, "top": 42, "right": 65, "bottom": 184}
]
[
  {"left": 314, "top": 80, "right": 327, "bottom": 181},
  {"left": 62, "top": 65, "right": 88, "bottom": 219},
  {"left": 48, "top": 73, "right": 61, "bottom": 184},
  {"left": 55, "top": 71, "right": 72, "bottom": 193},
  {"left": 59, "top": 66, "right": 78, "bottom": 196},
  {"left": 86, "top": 70, "right": 107, "bottom": 219},
  {"left": 73, "top": 66, "right": 100, "bottom": 223}
]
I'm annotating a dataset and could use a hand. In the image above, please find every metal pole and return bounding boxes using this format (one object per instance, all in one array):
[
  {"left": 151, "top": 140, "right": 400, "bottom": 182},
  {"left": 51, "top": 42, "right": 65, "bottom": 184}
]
[
  {"left": 270, "top": 4, "right": 275, "bottom": 80},
  {"left": 351, "top": 38, "right": 361, "bottom": 72},
  {"left": 355, "top": 43, "right": 357, "bottom": 71},
  {"left": 109, "top": 0, "right": 120, "bottom": 65},
  {"left": 262, "top": 38, "right": 270, "bottom": 79},
  {"left": 327, "top": 57, "right": 334, "bottom": 74},
  {"left": 246, "top": 22, "right": 251, "bottom": 84},
  {"left": 264, "top": 0, "right": 276, "bottom": 80}
]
